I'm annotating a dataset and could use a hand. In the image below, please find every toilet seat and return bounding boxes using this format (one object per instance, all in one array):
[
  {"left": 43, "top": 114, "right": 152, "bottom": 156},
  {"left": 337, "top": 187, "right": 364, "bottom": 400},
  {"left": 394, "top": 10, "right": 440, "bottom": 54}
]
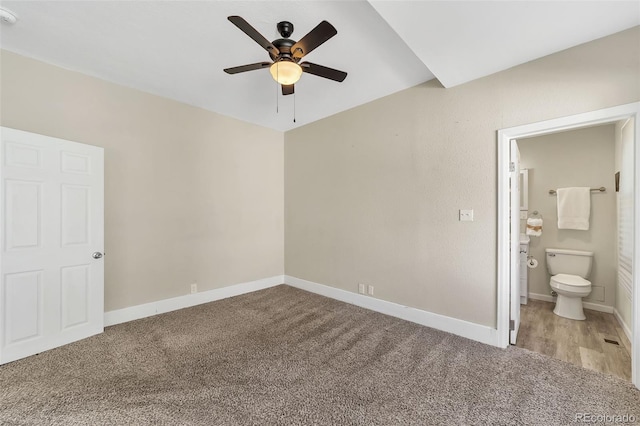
[{"left": 551, "top": 273, "right": 591, "bottom": 293}]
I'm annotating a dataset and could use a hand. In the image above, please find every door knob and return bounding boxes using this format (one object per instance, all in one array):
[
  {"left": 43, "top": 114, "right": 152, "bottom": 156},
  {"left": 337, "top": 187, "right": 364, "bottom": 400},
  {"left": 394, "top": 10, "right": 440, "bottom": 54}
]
[{"left": 92, "top": 252, "right": 103, "bottom": 259}]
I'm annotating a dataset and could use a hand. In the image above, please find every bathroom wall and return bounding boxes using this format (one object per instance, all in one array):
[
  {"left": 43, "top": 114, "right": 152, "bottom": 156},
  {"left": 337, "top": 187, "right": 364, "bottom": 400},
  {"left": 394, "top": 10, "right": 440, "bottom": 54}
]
[
  {"left": 518, "top": 125, "right": 617, "bottom": 308},
  {"left": 614, "top": 118, "right": 635, "bottom": 330}
]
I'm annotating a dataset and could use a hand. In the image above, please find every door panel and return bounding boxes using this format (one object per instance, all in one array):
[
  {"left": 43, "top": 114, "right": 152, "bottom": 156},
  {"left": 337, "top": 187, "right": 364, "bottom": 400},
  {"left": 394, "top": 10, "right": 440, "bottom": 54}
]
[
  {"left": 61, "top": 151, "right": 91, "bottom": 174},
  {"left": 0, "top": 127, "right": 104, "bottom": 364},
  {"left": 510, "top": 140, "right": 521, "bottom": 345},
  {"left": 4, "top": 142, "right": 42, "bottom": 169},
  {"left": 61, "top": 185, "right": 90, "bottom": 246},
  {"left": 5, "top": 180, "right": 42, "bottom": 250},
  {"left": 4, "top": 270, "right": 43, "bottom": 344},
  {"left": 61, "top": 264, "right": 90, "bottom": 329}
]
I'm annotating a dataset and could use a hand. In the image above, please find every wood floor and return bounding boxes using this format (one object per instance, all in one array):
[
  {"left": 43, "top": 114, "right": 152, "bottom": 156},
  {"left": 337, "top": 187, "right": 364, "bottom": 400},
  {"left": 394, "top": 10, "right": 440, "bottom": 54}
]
[{"left": 516, "top": 299, "right": 631, "bottom": 381}]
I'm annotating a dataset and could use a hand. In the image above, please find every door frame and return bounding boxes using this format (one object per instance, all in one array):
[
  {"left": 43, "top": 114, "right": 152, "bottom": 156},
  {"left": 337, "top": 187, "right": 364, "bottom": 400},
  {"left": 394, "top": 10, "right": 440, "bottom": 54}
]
[{"left": 496, "top": 102, "right": 640, "bottom": 387}]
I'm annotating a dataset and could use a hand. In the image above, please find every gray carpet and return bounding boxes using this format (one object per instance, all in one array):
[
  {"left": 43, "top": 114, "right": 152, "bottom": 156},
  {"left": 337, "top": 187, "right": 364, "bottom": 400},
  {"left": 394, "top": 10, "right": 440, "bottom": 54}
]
[{"left": 0, "top": 285, "right": 638, "bottom": 425}]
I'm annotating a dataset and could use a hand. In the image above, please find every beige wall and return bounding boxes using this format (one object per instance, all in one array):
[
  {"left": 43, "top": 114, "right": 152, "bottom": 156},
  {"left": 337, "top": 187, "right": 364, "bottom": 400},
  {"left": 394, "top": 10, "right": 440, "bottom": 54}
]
[
  {"left": 2, "top": 26, "right": 638, "bottom": 328},
  {"left": 0, "top": 51, "right": 285, "bottom": 312},
  {"left": 518, "top": 125, "right": 616, "bottom": 306},
  {"left": 285, "top": 26, "right": 640, "bottom": 327}
]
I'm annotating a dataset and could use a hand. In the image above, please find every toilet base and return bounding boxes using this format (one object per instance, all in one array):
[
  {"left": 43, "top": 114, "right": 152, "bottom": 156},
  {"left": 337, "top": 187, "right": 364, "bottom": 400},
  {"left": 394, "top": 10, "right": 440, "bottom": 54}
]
[{"left": 553, "top": 294, "right": 586, "bottom": 320}]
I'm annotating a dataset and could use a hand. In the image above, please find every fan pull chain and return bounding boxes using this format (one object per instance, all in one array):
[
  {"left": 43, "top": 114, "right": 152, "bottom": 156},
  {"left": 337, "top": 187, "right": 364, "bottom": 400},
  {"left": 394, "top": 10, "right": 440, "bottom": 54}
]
[
  {"left": 293, "top": 91, "right": 296, "bottom": 123},
  {"left": 276, "top": 67, "right": 279, "bottom": 114}
]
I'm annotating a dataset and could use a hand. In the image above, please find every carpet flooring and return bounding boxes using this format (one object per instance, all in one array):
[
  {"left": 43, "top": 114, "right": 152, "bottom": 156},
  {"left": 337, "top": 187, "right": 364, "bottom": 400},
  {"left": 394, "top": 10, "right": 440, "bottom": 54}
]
[{"left": 0, "top": 285, "right": 638, "bottom": 425}]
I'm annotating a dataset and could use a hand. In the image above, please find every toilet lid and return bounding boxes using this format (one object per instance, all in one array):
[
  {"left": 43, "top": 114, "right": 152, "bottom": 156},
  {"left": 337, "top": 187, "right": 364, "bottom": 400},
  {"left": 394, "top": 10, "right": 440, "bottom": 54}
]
[{"left": 552, "top": 273, "right": 590, "bottom": 287}]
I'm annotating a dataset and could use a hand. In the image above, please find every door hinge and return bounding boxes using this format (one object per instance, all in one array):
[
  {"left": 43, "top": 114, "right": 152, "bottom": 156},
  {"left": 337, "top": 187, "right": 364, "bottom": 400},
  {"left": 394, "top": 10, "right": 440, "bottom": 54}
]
[
  {"left": 509, "top": 320, "right": 515, "bottom": 331},
  {"left": 509, "top": 162, "right": 516, "bottom": 172}
]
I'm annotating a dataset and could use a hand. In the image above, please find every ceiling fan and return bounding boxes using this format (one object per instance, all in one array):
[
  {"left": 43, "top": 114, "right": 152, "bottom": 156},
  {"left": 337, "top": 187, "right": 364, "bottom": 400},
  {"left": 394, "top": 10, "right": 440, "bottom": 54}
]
[{"left": 223, "top": 16, "right": 347, "bottom": 96}]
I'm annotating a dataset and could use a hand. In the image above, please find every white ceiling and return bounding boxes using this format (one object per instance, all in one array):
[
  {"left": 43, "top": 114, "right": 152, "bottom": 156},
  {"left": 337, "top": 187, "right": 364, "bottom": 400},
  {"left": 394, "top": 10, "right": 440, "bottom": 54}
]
[
  {"left": 1, "top": 1, "right": 638, "bottom": 132},
  {"left": 370, "top": 1, "right": 640, "bottom": 88}
]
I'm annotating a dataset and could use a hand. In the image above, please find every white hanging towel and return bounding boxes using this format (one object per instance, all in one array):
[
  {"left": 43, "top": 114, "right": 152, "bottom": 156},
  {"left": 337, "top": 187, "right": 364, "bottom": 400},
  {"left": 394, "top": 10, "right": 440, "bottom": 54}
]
[
  {"left": 526, "top": 217, "right": 543, "bottom": 236},
  {"left": 557, "top": 187, "right": 591, "bottom": 230}
]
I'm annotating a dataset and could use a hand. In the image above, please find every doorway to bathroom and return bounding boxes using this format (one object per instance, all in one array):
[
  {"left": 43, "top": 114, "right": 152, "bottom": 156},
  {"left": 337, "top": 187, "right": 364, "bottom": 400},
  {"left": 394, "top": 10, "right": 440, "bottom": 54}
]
[
  {"left": 497, "top": 102, "right": 640, "bottom": 387},
  {"left": 516, "top": 124, "right": 630, "bottom": 380}
]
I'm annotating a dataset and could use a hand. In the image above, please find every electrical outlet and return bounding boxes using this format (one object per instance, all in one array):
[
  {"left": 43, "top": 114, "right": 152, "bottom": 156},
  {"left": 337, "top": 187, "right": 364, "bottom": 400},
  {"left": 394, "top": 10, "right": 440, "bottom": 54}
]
[
  {"left": 358, "top": 284, "right": 366, "bottom": 294},
  {"left": 190, "top": 283, "right": 198, "bottom": 294},
  {"left": 459, "top": 209, "right": 474, "bottom": 221},
  {"left": 367, "top": 285, "right": 374, "bottom": 296}
]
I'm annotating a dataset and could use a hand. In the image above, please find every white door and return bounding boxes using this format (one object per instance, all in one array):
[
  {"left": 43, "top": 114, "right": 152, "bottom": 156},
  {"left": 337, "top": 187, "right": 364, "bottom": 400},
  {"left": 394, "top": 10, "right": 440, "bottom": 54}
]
[
  {"left": 0, "top": 127, "right": 104, "bottom": 364},
  {"left": 510, "top": 140, "right": 521, "bottom": 344}
]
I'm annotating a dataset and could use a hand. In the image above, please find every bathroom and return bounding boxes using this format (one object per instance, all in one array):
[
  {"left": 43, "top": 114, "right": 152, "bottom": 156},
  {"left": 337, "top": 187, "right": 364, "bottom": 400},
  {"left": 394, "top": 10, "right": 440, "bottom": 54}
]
[{"left": 515, "top": 119, "right": 634, "bottom": 381}]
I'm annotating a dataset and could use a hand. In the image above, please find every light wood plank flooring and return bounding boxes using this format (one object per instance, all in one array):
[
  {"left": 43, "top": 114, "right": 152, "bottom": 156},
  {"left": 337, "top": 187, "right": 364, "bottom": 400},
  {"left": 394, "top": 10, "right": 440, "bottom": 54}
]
[{"left": 516, "top": 299, "right": 631, "bottom": 381}]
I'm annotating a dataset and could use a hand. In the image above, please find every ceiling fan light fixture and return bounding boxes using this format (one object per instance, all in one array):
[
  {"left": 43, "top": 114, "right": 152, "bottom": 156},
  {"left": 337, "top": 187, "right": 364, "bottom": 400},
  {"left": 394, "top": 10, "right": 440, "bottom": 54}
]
[{"left": 270, "top": 60, "right": 302, "bottom": 85}]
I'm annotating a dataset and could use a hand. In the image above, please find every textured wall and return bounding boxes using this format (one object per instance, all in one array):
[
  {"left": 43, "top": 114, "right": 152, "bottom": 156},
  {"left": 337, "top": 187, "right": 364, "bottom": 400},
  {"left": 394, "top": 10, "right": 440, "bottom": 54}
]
[
  {"left": 285, "top": 27, "right": 640, "bottom": 327},
  {"left": 0, "top": 51, "right": 285, "bottom": 312},
  {"left": 518, "top": 125, "right": 616, "bottom": 306}
]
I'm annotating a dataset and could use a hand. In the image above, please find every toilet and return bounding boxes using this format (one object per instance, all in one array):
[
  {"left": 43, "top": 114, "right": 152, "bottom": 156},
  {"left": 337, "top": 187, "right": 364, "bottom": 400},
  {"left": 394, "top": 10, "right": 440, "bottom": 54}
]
[{"left": 545, "top": 248, "right": 594, "bottom": 320}]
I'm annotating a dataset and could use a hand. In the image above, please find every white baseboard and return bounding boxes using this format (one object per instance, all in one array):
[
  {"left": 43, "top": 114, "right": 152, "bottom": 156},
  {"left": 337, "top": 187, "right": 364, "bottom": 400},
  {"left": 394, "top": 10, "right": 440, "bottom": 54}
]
[
  {"left": 528, "top": 292, "right": 613, "bottom": 313},
  {"left": 104, "top": 275, "right": 285, "bottom": 326},
  {"left": 613, "top": 308, "right": 633, "bottom": 343},
  {"left": 284, "top": 275, "right": 500, "bottom": 347}
]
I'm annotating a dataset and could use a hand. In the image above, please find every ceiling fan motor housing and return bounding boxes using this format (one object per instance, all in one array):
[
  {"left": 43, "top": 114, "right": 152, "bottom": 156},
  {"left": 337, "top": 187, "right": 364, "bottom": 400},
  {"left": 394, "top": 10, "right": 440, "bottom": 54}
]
[{"left": 271, "top": 38, "right": 296, "bottom": 62}]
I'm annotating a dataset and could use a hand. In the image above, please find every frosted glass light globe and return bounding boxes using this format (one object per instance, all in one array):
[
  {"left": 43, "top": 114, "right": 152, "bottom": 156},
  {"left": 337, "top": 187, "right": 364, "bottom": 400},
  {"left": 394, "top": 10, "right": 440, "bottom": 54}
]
[{"left": 270, "top": 61, "right": 302, "bottom": 85}]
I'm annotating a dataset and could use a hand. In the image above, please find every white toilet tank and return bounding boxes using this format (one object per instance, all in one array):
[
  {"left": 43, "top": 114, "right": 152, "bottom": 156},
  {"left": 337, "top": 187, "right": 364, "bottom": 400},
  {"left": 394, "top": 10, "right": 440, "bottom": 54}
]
[{"left": 545, "top": 248, "right": 593, "bottom": 278}]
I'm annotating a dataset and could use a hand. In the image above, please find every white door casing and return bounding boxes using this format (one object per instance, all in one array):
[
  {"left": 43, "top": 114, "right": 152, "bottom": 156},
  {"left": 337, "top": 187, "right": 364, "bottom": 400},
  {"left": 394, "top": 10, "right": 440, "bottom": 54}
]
[
  {"left": 0, "top": 127, "right": 104, "bottom": 364},
  {"left": 497, "top": 102, "right": 640, "bottom": 388},
  {"left": 510, "top": 140, "right": 521, "bottom": 345}
]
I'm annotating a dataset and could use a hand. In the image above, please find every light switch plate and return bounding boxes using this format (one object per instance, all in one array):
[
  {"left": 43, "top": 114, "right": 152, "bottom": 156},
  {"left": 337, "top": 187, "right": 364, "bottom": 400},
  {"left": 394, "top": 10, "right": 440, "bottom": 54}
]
[
  {"left": 459, "top": 209, "right": 474, "bottom": 221},
  {"left": 520, "top": 210, "right": 528, "bottom": 220}
]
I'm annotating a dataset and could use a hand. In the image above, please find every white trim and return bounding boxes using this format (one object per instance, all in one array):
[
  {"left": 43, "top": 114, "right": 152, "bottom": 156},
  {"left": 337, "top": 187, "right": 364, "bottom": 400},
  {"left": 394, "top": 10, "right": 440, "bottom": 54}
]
[
  {"left": 104, "top": 275, "right": 284, "bottom": 326},
  {"left": 497, "top": 127, "right": 510, "bottom": 349},
  {"left": 633, "top": 104, "right": 640, "bottom": 389},
  {"left": 284, "top": 275, "right": 500, "bottom": 347},
  {"left": 614, "top": 308, "right": 633, "bottom": 344},
  {"left": 528, "top": 292, "right": 613, "bottom": 313},
  {"left": 497, "top": 102, "right": 640, "bottom": 388}
]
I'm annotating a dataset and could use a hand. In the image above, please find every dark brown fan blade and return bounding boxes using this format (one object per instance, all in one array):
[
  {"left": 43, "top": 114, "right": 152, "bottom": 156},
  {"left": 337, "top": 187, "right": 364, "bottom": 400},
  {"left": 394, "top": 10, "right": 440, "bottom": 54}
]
[
  {"left": 282, "top": 84, "right": 294, "bottom": 96},
  {"left": 300, "top": 62, "right": 347, "bottom": 82},
  {"left": 228, "top": 16, "right": 279, "bottom": 55},
  {"left": 224, "top": 62, "right": 272, "bottom": 74},
  {"left": 291, "top": 21, "right": 337, "bottom": 60}
]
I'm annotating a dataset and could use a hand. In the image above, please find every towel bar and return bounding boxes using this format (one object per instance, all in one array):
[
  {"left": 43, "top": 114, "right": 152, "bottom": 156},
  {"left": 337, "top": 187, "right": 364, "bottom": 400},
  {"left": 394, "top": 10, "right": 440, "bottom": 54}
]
[{"left": 548, "top": 187, "right": 606, "bottom": 195}]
